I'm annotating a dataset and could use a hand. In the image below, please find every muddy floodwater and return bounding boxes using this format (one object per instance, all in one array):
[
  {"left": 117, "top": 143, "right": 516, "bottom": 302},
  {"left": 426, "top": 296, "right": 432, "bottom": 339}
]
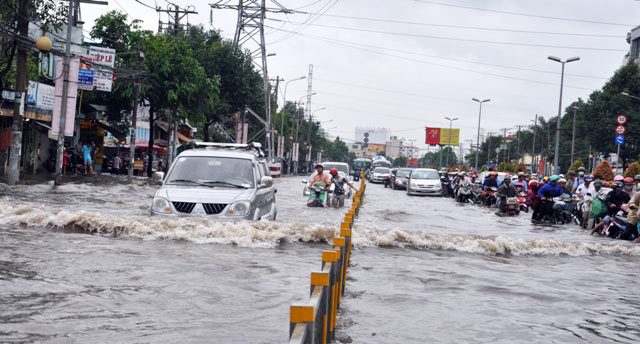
[{"left": 1, "top": 176, "right": 639, "bottom": 343}]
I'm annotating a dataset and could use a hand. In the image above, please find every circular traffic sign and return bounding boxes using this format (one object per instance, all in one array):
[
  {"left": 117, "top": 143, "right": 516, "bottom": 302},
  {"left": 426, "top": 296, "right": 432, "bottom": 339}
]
[
  {"left": 616, "top": 125, "right": 626, "bottom": 134},
  {"left": 617, "top": 114, "right": 628, "bottom": 125}
]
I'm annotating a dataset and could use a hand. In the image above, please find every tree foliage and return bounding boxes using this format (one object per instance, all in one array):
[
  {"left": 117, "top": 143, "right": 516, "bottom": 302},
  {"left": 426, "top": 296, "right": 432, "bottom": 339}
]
[
  {"left": 624, "top": 161, "right": 640, "bottom": 178},
  {"left": 516, "top": 162, "right": 527, "bottom": 173},
  {"left": 568, "top": 159, "right": 585, "bottom": 173},
  {"left": 593, "top": 160, "right": 615, "bottom": 181}
]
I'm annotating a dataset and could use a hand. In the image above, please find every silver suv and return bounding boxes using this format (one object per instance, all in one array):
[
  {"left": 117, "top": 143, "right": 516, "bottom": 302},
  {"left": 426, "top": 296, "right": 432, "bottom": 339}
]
[{"left": 150, "top": 143, "right": 277, "bottom": 220}]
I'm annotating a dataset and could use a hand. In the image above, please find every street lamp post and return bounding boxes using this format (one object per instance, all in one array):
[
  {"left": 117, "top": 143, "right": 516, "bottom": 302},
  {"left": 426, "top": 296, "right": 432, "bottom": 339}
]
[
  {"left": 281, "top": 76, "right": 306, "bottom": 142},
  {"left": 531, "top": 115, "right": 537, "bottom": 173},
  {"left": 444, "top": 116, "right": 458, "bottom": 166},
  {"left": 472, "top": 98, "right": 490, "bottom": 171},
  {"left": 548, "top": 55, "right": 580, "bottom": 174},
  {"left": 570, "top": 105, "right": 579, "bottom": 166}
]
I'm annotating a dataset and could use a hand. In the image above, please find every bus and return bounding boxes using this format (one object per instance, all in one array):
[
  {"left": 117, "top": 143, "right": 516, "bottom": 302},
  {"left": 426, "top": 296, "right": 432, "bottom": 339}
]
[
  {"left": 372, "top": 159, "right": 391, "bottom": 169},
  {"left": 352, "top": 158, "right": 372, "bottom": 180}
]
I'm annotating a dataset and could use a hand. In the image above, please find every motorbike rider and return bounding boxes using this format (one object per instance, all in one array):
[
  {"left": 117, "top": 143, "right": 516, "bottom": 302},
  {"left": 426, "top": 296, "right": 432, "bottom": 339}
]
[
  {"left": 496, "top": 176, "right": 518, "bottom": 213},
  {"left": 516, "top": 172, "right": 528, "bottom": 192},
  {"left": 535, "top": 175, "right": 563, "bottom": 221},
  {"left": 306, "top": 164, "right": 332, "bottom": 191},
  {"left": 566, "top": 171, "right": 577, "bottom": 191},
  {"left": 328, "top": 168, "right": 357, "bottom": 207},
  {"left": 559, "top": 178, "right": 572, "bottom": 195},
  {"left": 481, "top": 171, "right": 499, "bottom": 203},
  {"left": 528, "top": 180, "right": 542, "bottom": 220},
  {"left": 634, "top": 174, "right": 640, "bottom": 192},
  {"left": 605, "top": 181, "right": 630, "bottom": 216},
  {"left": 572, "top": 167, "right": 586, "bottom": 192},
  {"left": 623, "top": 177, "right": 635, "bottom": 198},
  {"left": 441, "top": 171, "right": 453, "bottom": 196}
]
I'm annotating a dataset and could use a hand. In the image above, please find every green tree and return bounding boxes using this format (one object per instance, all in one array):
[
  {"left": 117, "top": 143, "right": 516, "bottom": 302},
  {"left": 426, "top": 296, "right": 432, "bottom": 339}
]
[
  {"left": 393, "top": 156, "right": 408, "bottom": 167},
  {"left": 568, "top": 159, "right": 585, "bottom": 173}
]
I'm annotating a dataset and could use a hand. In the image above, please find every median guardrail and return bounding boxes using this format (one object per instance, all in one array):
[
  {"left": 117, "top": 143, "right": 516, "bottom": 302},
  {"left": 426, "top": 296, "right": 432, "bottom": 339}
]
[{"left": 289, "top": 174, "right": 366, "bottom": 344}]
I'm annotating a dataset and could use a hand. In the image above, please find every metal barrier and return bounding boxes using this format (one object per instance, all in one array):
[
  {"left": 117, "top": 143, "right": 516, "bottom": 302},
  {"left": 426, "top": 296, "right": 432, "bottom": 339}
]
[{"left": 289, "top": 174, "right": 366, "bottom": 344}]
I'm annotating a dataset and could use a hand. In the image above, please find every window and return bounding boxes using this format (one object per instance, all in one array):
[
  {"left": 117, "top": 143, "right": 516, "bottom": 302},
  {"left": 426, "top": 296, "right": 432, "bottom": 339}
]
[
  {"left": 411, "top": 170, "right": 439, "bottom": 180},
  {"left": 166, "top": 157, "right": 255, "bottom": 187}
]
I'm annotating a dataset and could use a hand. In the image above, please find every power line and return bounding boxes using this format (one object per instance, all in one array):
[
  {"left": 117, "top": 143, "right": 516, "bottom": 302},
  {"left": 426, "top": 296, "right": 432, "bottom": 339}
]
[
  {"left": 281, "top": 11, "right": 623, "bottom": 38},
  {"left": 411, "top": 0, "right": 635, "bottom": 27},
  {"left": 270, "top": 0, "right": 339, "bottom": 44},
  {"left": 265, "top": 26, "right": 596, "bottom": 91},
  {"left": 134, "top": 0, "right": 158, "bottom": 10},
  {"left": 267, "top": 20, "right": 625, "bottom": 52}
]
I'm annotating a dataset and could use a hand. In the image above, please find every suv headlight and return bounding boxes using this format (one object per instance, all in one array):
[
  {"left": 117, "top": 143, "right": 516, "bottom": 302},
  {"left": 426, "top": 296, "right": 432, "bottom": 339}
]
[
  {"left": 226, "top": 201, "right": 250, "bottom": 217},
  {"left": 152, "top": 196, "right": 171, "bottom": 214}
]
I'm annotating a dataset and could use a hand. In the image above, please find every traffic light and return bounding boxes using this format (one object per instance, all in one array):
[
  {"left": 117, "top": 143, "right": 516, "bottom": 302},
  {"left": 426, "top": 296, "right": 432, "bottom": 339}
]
[{"left": 363, "top": 132, "right": 369, "bottom": 148}]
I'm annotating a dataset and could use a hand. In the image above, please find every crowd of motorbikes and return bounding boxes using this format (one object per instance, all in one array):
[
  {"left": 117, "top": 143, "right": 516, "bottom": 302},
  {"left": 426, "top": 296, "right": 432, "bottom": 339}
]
[{"left": 439, "top": 170, "right": 640, "bottom": 243}]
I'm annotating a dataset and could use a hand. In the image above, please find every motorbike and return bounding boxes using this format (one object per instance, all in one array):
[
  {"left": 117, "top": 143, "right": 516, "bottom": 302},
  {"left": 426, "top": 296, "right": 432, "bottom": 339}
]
[
  {"left": 483, "top": 186, "right": 498, "bottom": 207},
  {"left": 471, "top": 182, "right": 483, "bottom": 204},
  {"left": 517, "top": 191, "right": 528, "bottom": 213},
  {"left": 384, "top": 175, "right": 391, "bottom": 188},
  {"left": 550, "top": 195, "right": 574, "bottom": 224},
  {"left": 307, "top": 182, "right": 328, "bottom": 207},
  {"left": 441, "top": 179, "right": 452, "bottom": 198},
  {"left": 457, "top": 184, "right": 472, "bottom": 203},
  {"left": 496, "top": 196, "right": 519, "bottom": 216},
  {"left": 600, "top": 208, "right": 636, "bottom": 240}
]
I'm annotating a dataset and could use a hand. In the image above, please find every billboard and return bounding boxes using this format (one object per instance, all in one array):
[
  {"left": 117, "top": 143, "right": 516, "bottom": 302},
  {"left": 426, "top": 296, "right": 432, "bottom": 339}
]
[
  {"left": 355, "top": 127, "right": 388, "bottom": 145},
  {"left": 26, "top": 81, "right": 55, "bottom": 110},
  {"left": 425, "top": 127, "right": 460, "bottom": 146}
]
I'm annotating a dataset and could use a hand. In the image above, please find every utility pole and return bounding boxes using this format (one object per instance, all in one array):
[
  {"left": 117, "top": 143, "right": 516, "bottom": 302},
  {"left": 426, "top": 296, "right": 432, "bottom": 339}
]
[
  {"left": 500, "top": 127, "right": 509, "bottom": 164},
  {"left": 271, "top": 76, "right": 282, "bottom": 158},
  {"left": 8, "top": 0, "right": 30, "bottom": 185},
  {"left": 516, "top": 124, "right": 521, "bottom": 164},
  {"left": 486, "top": 132, "right": 493, "bottom": 166},
  {"left": 531, "top": 115, "right": 537, "bottom": 173},
  {"left": 128, "top": 47, "right": 144, "bottom": 184},
  {"left": 210, "top": 1, "right": 292, "bottom": 162},
  {"left": 53, "top": 0, "right": 75, "bottom": 186},
  {"left": 570, "top": 106, "right": 578, "bottom": 166},
  {"left": 305, "top": 64, "right": 314, "bottom": 167},
  {"left": 158, "top": 4, "right": 197, "bottom": 35}
]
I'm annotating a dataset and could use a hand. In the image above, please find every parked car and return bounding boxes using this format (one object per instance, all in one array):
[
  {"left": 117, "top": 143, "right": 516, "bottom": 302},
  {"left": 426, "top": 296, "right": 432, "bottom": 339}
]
[
  {"left": 407, "top": 168, "right": 442, "bottom": 196},
  {"left": 391, "top": 168, "right": 413, "bottom": 190},
  {"left": 370, "top": 167, "right": 391, "bottom": 183},
  {"left": 150, "top": 142, "right": 277, "bottom": 220}
]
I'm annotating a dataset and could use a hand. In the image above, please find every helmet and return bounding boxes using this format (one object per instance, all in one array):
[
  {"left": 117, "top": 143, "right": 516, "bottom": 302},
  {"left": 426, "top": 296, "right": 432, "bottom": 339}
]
[
  {"left": 529, "top": 180, "right": 538, "bottom": 187},
  {"left": 635, "top": 174, "right": 640, "bottom": 181},
  {"left": 559, "top": 178, "right": 567, "bottom": 184},
  {"left": 578, "top": 166, "right": 586, "bottom": 172},
  {"left": 505, "top": 173, "right": 512, "bottom": 178},
  {"left": 559, "top": 174, "right": 565, "bottom": 179},
  {"left": 568, "top": 170, "right": 576, "bottom": 176},
  {"left": 594, "top": 180, "right": 603, "bottom": 187},
  {"left": 584, "top": 175, "right": 593, "bottom": 181},
  {"left": 603, "top": 182, "right": 610, "bottom": 188},
  {"left": 459, "top": 172, "right": 465, "bottom": 176},
  {"left": 518, "top": 172, "right": 525, "bottom": 177},
  {"left": 315, "top": 164, "right": 323, "bottom": 169},
  {"left": 624, "top": 177, "right": 633, "bottom": 184},
  {"left": 614, "top": 175, "right": 624, "bottom": 182},
  {"left": 503, "top": 176, "right": 512, "bottom": 182},
  {"left": 550, "top": 175, "right": 559, "bottom": 182},
  {"left": 614, "top": 181, "right": 623, "bottom": 189},
  {"left": 329, "top": 168, "right": 338, "bottom": 176},
  {"left": 515, "top": 182, "right": 523, "bottom": 189},
  {"left": 543, "top": 176, "right": 550, "bottom": 182}
]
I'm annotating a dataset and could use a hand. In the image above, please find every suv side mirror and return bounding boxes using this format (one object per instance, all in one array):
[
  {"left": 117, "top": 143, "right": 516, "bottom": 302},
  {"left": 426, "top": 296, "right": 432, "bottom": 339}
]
[
  {"left": 153, "top": 171, "right": 165, "bottom": 182},
  {"left": 260, "top": 176, "right": 273, "bottom": 188}
]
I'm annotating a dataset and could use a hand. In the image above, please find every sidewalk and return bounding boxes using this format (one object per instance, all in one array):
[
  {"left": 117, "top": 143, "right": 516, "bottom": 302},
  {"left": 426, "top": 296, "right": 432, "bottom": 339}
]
[{"left": 0, "top": 171, "right": 153, "bottom": 186}]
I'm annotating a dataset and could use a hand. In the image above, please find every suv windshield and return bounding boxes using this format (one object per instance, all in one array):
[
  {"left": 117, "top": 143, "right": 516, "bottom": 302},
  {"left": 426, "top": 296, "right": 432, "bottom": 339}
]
[
  {"left": 396, "top": 169, "right": 412, "bottom": 178},
  {"left": 167, "top": 156, "right": 255, "bottom": 188},
  {"left": 323, "top": 164, "right": 348, "bottom": 174},
  {"left": 412, "top": 170, "right": 439, "bottom": 180},
  {"left": 374, "top": 167, "right": 390, "bottom": 174}
]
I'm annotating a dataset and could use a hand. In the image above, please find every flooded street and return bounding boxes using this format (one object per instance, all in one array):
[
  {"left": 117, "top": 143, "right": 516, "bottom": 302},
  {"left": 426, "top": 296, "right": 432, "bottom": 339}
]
[{"left": 2, "top": 176, "right": 640, "bottom": 343}]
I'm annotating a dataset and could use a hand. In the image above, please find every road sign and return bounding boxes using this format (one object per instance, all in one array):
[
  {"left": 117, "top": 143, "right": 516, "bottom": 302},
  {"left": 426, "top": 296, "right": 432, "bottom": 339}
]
[
  {"left": 615, "top": 125, "right": 626, "bottom": 134},
  {"left": 615, "top": 134, "right": 625, "bottom": 144},
  {"left": 78, "top": 68, "right": 94, "bottom": 90},
  {"left": 617, "top": 114, "right": 628, "bottom": 125}
]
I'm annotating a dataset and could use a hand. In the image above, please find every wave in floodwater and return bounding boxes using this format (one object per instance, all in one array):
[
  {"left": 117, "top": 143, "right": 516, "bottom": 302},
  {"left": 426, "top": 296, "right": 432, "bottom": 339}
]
[{"left": 2, "top": 201, "right": 639, "bottom": 256}]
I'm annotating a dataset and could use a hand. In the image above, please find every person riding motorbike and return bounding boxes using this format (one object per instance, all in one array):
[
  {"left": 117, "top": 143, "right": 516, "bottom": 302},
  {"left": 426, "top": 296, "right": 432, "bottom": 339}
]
[
  {"left": 535, "top": 175, "right": 563, "bottom": 221},
  {"left": 605, "top": 181, "right": 630, "bottom": 216},
  {"left": 516, "top": 172, "right": 528, "bottom": 192},
  {"left": 306, "top": 164, "right": 332, "bottom": 192},
  {"left": 441, "top": 171, "right": 453, "bottom": 197},
  {"left": 528, "top": 180, "right": 542, "bottom": 220},
  {"left": 496, "top": 176, "right": 518, "bottom": 213},
  {"left": 559, "top": 178, "right": 572, "bottom": 195},
  {"left": 623, "top": 177, "right": 635, "bottom": 198},
  {"left": 481, "top": 171, "right": 499, "bottom": 204},
  {"left": 328, "top": 168, "right": 357, "bottom": 207}
]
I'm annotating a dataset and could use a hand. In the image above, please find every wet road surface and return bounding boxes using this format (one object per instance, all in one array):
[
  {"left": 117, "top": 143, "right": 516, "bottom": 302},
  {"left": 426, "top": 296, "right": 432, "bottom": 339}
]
[{"left": 1, "top": 176, "right": 639, "bottom": 343}]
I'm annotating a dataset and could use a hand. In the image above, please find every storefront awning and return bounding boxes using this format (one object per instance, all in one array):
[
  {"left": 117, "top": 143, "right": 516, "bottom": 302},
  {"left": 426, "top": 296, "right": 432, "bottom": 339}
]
[
  {"left": 155, "top": 120, "right": 191, "bottom": 143},
  {"left": 94, "top": 121, "right": 126, "bottom": 141}
]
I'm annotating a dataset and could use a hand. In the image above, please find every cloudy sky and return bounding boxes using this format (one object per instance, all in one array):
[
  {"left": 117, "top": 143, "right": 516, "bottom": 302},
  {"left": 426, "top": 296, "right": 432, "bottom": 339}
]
[{"left": 82, "top": 0, "right": 640, "bottom": 156}]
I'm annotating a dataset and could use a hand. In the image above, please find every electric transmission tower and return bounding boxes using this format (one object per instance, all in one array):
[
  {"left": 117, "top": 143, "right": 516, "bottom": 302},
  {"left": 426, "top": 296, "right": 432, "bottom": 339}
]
[{"left": 210, "top": 0, "right": 292, "bottom": 161}]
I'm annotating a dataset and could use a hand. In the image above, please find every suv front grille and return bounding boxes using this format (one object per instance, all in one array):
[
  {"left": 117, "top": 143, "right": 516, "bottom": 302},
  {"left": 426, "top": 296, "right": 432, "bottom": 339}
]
[
  {"left": 173, "top": 202, "right": 196, "bottom": 213},
  {"left": 203, "top": 203, "right": 227, "bottom": 215}
]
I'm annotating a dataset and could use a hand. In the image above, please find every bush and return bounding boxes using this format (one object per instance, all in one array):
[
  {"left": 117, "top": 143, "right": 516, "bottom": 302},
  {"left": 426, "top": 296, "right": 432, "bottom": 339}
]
[
  {"left": 593, "top": 160, "right": 614, "bottom": 181},
  {"left": 480, "top": 165, "right": 488, "bottom": 172},
  {"left": 624, "top": 161, "right": 640, "bottom": 178},
  {"left": 459, "top": 165, "right": 468, "bottom": 172},
  {"left": 497, "top": 162, "right": 507, "bottom": 172},
  {"left": 568, "top": 159, "right": 585, "bottom": 173},
  {"left": 504, "top": 163, "right": 517, "bottom": 174},
  {"left": 516, "top": 162, "right": 527, "bottom": 173}
]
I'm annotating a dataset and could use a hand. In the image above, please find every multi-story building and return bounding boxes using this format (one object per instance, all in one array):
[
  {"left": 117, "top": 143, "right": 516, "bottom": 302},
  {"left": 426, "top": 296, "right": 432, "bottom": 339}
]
[
  {"left": 626, "top": 25, "right": 640, "bottom": 65},
  {"left": 385, "top": 136, "right": 403, "bottom": 158}
]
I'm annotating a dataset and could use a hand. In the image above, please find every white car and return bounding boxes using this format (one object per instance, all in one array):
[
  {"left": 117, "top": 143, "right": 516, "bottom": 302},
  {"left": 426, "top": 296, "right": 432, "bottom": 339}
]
[
  {"left": 407, "top": 168, "right": 442, "bottom": 196},
  {"left": 370, "top": 167, "right": 391, "bottom": 183}
]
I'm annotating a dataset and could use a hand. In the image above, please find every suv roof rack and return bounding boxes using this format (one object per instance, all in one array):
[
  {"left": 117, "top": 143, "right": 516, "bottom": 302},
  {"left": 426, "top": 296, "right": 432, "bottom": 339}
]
[{"left": 190, "top": 141, "right": 265, "bottom": 157}]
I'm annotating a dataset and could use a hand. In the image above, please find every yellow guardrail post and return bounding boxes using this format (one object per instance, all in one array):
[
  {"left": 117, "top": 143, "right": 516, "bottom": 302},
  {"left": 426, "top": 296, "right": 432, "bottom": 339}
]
[
  {"left": 322, "top": 250, "right": 339, "bottom": 341},
  {"left": 310, "top": 271, "right": 330, "bottom": 343},
  {"left": 289, "top": 305, "right": 314, "bottom": 344}
]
